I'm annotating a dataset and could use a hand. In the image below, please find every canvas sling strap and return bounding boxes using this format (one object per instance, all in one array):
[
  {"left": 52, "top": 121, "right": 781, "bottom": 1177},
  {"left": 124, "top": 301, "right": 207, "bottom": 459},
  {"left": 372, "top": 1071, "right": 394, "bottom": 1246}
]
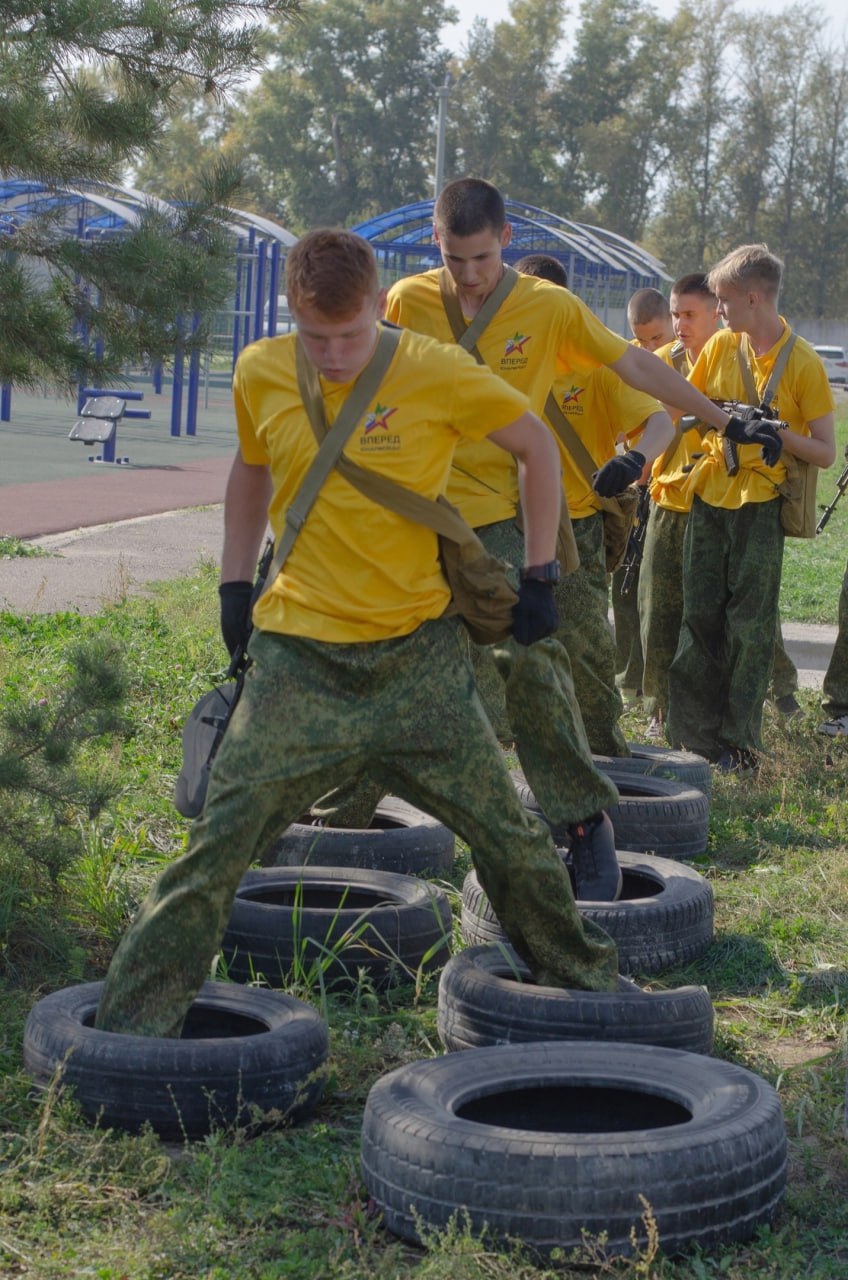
[
  {"left": 737, "top": 332, "right": 797, "bottom": 416},
  {"left": 261, "top": 324, "right": 402, "bottom": 591},
  {"left": 438, "top": 265, "right": 579, "bottom": 572},
  {"left": 295, "top": 325, "right": 518, "bottom": 645},
  {"left": 654, "top": 340, "right": 691, "bottom": 474}
]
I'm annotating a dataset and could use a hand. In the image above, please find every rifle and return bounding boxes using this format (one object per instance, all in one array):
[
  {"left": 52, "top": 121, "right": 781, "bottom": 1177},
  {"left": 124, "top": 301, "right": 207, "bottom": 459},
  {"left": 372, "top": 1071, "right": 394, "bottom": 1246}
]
[
  {"left": 620, "top": 485, "right": 651, "bottom": 596},
  {"left": 710, "top": 400, "right": 790, "bottom": 476},
  {"left": 816, "top": 443, "right": 848, "bottom": 534}
]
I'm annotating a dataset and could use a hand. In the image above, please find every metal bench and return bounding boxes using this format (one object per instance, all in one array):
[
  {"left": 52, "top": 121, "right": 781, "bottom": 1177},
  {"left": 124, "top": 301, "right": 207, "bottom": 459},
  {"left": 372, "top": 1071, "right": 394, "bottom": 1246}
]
[{"left": 68, "top": 395, "right": 128, "bottom": 463}]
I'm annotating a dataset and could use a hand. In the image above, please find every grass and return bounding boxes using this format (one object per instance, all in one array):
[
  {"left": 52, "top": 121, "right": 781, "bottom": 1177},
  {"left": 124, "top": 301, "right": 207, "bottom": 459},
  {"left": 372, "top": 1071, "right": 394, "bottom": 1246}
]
[{"left": 1, "top": 533, "right": 847, "bottom": 1277}]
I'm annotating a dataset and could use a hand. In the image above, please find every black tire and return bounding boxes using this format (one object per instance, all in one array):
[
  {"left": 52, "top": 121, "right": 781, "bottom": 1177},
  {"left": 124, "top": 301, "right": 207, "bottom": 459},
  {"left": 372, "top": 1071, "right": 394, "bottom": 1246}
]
[
  {"left": 221, "top": 866, "right": 452, "bottom": 992},
  {"left": 361, "top": 1040, "right": 787, "bottom": 1258},
  {"left": 438, "top": 944, "right": 714, "bottom": 1054},
  {"left": 512, "top": 768, "right": 710, "bottom": 859},
  {"left": 461, "top": 850, "right": 714, "bottom": 976},
  {"left": 23, "top": 981, "right": 329, "bottom": 1139},
  {"left": 264, "top": 797, "right": 455, "bottom": 877},
  {"left": 594, "top": 744, "right": 712, "bottom": 798}
]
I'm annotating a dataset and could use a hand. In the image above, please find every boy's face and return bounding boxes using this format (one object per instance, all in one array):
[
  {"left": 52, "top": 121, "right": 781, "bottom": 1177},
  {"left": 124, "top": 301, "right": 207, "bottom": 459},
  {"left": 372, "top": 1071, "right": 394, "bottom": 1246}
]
[
  {"left": 630, "top": 316, "right": 674, "bottom": 351},
  {"left": 713, "top": 283, "right": 754, "bottom": 333},
  {"left": 433, "top": 222, "right": 512, "bottom": 300},
  {"left": 671, "top": 290, "right": 719, "bottom": 357},
  {"left": 291, "top": 288, "right": 387, "bottom": 383}
]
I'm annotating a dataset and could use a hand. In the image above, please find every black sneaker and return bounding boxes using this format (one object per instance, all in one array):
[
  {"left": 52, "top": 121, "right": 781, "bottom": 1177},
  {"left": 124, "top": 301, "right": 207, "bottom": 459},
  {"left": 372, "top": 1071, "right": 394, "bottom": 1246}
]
[
  {"left": 566, "top": 812, "right": 622, "bottom": 902},
  {"left": 715, "top": 747, "right": 759, "bottom": 776},
  {"left": 774, "top": 693, "right": 803, "bottom": 720}
]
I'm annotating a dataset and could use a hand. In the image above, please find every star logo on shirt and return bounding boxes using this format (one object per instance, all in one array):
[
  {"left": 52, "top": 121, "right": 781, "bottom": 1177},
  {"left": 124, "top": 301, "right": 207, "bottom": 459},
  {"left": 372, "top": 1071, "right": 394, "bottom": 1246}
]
[
  {"left": 505, "top": 332, "right": 531, "bottom": 356},
  {"left": 364, "top": 404, "right": 398, "bottom": 433},
  {"left": 561, "top": 384, "right": 584, "bottom": 405}
]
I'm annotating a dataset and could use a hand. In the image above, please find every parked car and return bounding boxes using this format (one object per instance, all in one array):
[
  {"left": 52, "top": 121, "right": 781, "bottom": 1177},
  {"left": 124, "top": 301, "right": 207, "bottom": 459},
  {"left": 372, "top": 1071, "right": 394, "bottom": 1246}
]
[{"left": 813, "top": 344, "right": 848, "bottom": 384}]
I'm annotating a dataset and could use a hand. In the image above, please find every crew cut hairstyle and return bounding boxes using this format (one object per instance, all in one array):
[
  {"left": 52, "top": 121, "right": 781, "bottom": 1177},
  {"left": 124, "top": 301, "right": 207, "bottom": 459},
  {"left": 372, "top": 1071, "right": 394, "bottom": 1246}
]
[
  {"left": 286, "top": 229, "right": 379, "bottom": 318},
  {"left": 707, "top": 244, "right": 783, "bottom": 299},
  {"left": 626, "top": 287, "right": 670, "bottom": 325},
  {"left": 434, "top": 178, "right": 506, "bottom": 237},
  {"left": 515, "top": 253, "right": 568, "bottom": 289},
  {"left": 672, "top": 272, "right": 715, "bottom": 301}
]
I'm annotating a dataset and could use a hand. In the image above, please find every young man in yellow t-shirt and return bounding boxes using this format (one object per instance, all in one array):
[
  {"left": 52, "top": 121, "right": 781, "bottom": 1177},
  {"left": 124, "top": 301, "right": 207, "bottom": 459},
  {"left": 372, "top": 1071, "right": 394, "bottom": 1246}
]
[
  {"left": 95, "top": 229, "right": 621, "bottom": 1037},
  {"left": 666, "top": 244, "right": 836, "bottom": 772},
  {"left": 515, "top": 254, "right": 672, "bottom": 758},
  {"left": 611, "top": 289, "right": 677, "bottom": 708},
  {"left": 639, "top": 273, "right": 719, "bottom": 738}
]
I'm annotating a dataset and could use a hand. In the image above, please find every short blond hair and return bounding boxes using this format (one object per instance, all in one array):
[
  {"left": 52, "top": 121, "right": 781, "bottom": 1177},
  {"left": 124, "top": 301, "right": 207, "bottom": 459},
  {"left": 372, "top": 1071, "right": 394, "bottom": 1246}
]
[{"left": 707, "top": 244, "right": 783, "bottom": 299}]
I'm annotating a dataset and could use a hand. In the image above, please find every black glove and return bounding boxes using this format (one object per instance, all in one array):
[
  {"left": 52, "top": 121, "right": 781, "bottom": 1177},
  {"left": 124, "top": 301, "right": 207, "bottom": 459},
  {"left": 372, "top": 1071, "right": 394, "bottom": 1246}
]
[
  {"left": 592, "top": 450, "right": 646, "bottom": 497},
  {"left": 512, "top": 579, "right": 558, "bottom": 646},
  {"left": 219, "top": 580, "right": 254, "bottom": 658},
  {"left": 722, "top": 414, "right": 784, "bottom": 467}
]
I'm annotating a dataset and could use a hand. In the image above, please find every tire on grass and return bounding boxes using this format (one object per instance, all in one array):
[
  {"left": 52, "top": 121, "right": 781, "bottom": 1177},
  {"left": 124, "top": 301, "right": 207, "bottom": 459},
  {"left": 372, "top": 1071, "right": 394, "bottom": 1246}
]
[
  {"left": 511, "top": 768, "right": 710, "bottom": 859},
  {"left": 461, "top": 850, "right": 713, "bottom": 976},
  {"left": 221, "top": 866, "right": 453, "bottom": 992},
  {"left": 361, "top": 1040, "right": 787, "bottom": 1259},
  {"left": 23, "top": 980, "right": 329, "bottom": 1139},
  {"left": 593, "top": 744, "right": 712, "bottom": 798},
  {"left": 264, "top": 797, "right": 455, "bottom": 877},
  {"left": 437, "top": 944, "right": 714, "bottom": 1054}
]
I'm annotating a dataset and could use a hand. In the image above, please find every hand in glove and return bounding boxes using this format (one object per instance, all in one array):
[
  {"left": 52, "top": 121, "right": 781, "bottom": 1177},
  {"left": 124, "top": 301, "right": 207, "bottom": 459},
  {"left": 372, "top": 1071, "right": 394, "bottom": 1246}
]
[
  {"left": 219, "top": 580, "right": 254, "bottom": 658},
  {"left": 592, "top": 450, "right": 646, "bottom": 497},
  {"left": 512, "top": 579, "right": 558, "bottom": 646},
  {"left": 721, "top": 415, "right": 783, "bottom": 467}
]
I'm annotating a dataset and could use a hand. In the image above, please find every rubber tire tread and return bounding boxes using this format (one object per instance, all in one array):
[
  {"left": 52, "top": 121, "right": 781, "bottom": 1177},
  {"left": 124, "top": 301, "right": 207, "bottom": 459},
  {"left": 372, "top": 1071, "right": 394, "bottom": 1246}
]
[
  {"left": 264, "top": 797, "right": 455, "bottom": 876},
  {"left": 361, "top": 1040, "right": 787, "bottom": 1258},
  {"left": 461, "top": 850, "right": 714, "bottom": 975},
  {"left": 23, "top": 981, "right": 329, "bottom": 1138},
  {"left": 593, "top": 744, "right": 712, "bottom": 797},
  {"left": 512, "top": 768, "right": 710, "bottom": 859},
  {"left": 221, "top": 866, "right": 452, "bottom": 991},
  {"left": 437, "top": 944, "right": 714, "bottom": 1054}
]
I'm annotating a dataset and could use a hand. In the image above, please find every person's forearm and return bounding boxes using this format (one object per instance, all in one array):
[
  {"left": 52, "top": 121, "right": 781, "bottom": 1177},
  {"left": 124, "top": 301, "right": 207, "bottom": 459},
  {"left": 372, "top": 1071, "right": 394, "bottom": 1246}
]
[
  {"left": 221, "top": 449, "right": 273, "bottom": 582},
  {"left": 514, "top": 432, "right": 562, "bottom": 564},
  {"left": 778, "top": 415, "right": 836, "bottom": 469},
  {"left": 610, "top": 346, "right": 733, "bottom": 431},
  {"left": 631, "top": 410, "right": 674, "bottom": 465}
]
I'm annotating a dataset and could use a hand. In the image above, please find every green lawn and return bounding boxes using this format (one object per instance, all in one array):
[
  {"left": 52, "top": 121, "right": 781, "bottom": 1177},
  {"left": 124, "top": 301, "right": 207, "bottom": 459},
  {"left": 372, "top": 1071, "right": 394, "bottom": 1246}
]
[
  {"left": 779, "top": 396, "right": 848, "bottom": 623},
  {"left": 0, "top": 549, "right": 846, "bottom": 1279}
]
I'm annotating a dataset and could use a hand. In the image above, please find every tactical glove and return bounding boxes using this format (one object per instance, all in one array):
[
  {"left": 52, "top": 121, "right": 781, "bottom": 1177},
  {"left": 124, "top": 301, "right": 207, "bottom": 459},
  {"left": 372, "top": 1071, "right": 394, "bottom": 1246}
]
[
  {"left": 722, "top": 415, "right": 783, "bottom": 467},
  {"left": 592, "top": 450, "right": 646, "bottom": 497},
  {"left": 512, "top": 579, "right": 558, "bottom": 646},
  {"left": 219, "top": 580, "right": 254, "bottom": 658}
]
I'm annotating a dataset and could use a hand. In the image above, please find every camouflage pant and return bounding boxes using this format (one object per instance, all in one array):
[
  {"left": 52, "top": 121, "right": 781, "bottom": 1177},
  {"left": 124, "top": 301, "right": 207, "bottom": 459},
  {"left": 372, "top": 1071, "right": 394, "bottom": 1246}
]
[
  {"left": 557, "top": 513, "right": 628, "bottom": 755},
  {"left": 770, "top": 608, "right": 798, "bottom": 700},
  {"left": 612, "top": 561, "right": 644, "bottom": 694},
  {"left": 96, "top": 619, "right": 619, "bottom": 1036},
  {"left": 667, "top": 496, "right": 784, "bottom": 759},
  {"left": 822, "top": 558, "right": 848, "bottom": 716},
  {"left": 638, "top": 504, "right": 687, "bottom": 720},
  {"left": 468, "top": 519, "right": 620, "bottom": 817}
]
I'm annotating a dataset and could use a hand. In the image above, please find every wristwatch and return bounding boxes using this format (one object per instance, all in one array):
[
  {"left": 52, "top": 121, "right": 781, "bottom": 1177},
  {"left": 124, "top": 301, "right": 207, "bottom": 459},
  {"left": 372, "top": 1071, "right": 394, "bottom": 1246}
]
[{"left": 519, "top": 559, "right": 561, "bottom": 584}]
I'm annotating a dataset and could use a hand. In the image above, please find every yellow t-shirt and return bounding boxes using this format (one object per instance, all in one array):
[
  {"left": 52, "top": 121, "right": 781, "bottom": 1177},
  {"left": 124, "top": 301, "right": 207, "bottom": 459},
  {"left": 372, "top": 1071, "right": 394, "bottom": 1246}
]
[
  {"left": 545, "top": 365, "right": 662, "bottom": 519},
  {"left": 685, "top": 323, "right": 834, "bottom": 509},
  {"left": 234, "top": 326, "right": 529, "bottom": 642},
  {"left": 386, "top": 270, "right": 629, "bottom": 527},
  {"left": 648, "top": 340, "right": 703, "bottom": 514}
]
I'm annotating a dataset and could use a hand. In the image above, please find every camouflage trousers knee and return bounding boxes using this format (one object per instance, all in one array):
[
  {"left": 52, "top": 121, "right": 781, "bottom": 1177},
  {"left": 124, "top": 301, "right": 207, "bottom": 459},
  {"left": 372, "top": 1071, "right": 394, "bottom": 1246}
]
[{"left": 95, "top": 620, "right": 619, "bottom": 1036}]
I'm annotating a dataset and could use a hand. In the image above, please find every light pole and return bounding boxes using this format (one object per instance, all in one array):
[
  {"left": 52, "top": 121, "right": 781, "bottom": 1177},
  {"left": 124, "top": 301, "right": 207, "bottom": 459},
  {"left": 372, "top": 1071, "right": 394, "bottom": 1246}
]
[{"left": 433, "top": 73, "right": 451, "bottom": 200}]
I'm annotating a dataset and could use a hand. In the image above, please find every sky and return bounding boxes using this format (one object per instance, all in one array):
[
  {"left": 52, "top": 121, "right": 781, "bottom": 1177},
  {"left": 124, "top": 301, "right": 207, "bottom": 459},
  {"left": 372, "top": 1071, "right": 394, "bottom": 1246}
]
[{"left": 443, "top": 0, "right": 848, "bottom": 52}]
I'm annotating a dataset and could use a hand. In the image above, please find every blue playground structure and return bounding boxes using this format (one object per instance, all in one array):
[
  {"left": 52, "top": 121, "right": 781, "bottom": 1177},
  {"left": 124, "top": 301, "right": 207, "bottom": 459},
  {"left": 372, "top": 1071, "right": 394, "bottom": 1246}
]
[{"left": 353, "top": 199, "right": 668, "bottom": 331}]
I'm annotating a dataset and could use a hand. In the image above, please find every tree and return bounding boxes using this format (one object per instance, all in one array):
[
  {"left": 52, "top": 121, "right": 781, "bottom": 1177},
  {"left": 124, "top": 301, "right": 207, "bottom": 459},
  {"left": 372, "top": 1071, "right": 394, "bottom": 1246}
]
[
  {"left": 446, "top": 0, "right": 572, "bottom": 211},
  {"left": 554, "top": 0, "right": 684, "bottom": 240},
  {"left": 0, "top": 0, "right": 300, "bottom": 390},
  {"left": 226, "top": 0, "right": 453, "bottom": 230}
]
